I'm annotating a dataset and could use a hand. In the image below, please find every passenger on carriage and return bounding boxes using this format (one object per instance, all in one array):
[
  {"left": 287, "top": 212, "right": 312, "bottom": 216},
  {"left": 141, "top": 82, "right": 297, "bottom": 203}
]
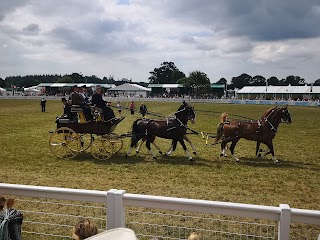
[
  {"left": 69, "top": 85, "right": 92, "bottom": 121},
  {"left": 61, "top": 97, "right": 72, "bottom": 118},
  {"left": 91, "top": 85, "right": 117, "bottom": 123}
]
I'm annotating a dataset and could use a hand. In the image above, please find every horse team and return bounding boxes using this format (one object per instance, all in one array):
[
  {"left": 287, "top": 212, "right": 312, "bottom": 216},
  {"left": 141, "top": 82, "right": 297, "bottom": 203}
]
[{"left": 125, "top": 102, "right": 292, "bottom": 163}]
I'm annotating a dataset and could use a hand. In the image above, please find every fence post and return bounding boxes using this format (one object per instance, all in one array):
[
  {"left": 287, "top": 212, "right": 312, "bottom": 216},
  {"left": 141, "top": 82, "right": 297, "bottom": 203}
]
[
  {"left": 106, "top": 189, "right": 117, "bottom": 230},
  {"left": 278, "top": 204, "right": 291, "bottom": 240},
  {"left": 114, "top": 190, "right": 126, "bottom": 228}
]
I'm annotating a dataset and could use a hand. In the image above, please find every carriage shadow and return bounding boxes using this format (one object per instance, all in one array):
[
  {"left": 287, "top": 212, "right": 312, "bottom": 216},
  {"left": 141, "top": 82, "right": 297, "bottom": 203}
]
[{"left": 69, "top": 152, "right": 211, "bottom": 166}]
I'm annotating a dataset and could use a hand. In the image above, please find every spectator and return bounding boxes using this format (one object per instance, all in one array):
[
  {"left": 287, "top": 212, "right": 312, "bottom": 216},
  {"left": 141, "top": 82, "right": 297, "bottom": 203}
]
[
  {"left": 129, "top": 101, "right": 135, "bottom": 116},
  {"left": 72, "top": 219, "right": 98, "bottom": 240},
  {"left": 116, "top": 101, "right": 122, "bottom": 117},
  {"left": 139, "top": 102, "right": 148, "bottom": 117},
  {"left": 40, "top": 97, "right": 47, "bottom": 112},
  {"left": 0, "top": 196, "right": 23, "bottom": 240}
]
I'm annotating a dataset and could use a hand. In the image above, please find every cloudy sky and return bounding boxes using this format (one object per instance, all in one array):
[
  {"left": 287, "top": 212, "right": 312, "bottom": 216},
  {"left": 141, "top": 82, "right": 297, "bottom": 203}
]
[{"left": 1, "top": 0, "right": 320, "bottom": 83}]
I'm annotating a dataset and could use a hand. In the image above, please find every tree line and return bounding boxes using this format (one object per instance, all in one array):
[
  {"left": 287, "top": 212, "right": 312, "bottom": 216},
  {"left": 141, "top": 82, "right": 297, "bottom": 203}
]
[{"left": 1, "top": 62, "right": 320, "bottom": 91}]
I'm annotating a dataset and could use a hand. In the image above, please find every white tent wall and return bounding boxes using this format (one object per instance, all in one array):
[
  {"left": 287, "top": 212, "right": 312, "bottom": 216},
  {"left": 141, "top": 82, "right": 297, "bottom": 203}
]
[{"left": 237, "top": 85, "right": 320, "bottom": 100}]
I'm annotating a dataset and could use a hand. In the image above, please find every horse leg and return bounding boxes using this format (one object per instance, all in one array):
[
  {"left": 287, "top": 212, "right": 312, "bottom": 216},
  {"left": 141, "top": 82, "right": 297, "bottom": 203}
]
[
  {"left": 126, "top": 136, "right": 141, "bottom": 157},
  {"left": 220, "top": 139, "right": 228, "bottom": 157},
  {"left": 146, "top": 137, "right": 157, "bottom": 159},
  {"left": 136, "top": 138, "right": 146, "bottom": 154},
  {"left": 152, "top": 141, "right": 163, "bottom": 155},
  {"left": 263, "top": 141, "right": 278, "bottom": 163},
  {"left": 229, "top": 138, "right": 240, "bottom": 162},
  {"left": 179, "top": 139, "right": 193, "bottom": 161},
  {"left": 184, "top": 135, "right": 196, "bottom": 155},
  {"left": 165, "top": 140, "right": 177, "bottom": 156},
  {"left": 256, "top": 141, "right": 261, "bottom": 158}
]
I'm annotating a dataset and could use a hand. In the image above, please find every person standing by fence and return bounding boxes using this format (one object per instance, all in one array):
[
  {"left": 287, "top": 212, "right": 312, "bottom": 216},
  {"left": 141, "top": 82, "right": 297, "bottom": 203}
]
[
  {"left": 40, "top": 97, "right": 47, "bottom": 112},
  {"left": 0, "top": 196, "right": 23, "bottom": 240},
  {"left": 116, "top": 101, "right": 122, "bottom": 117},
  {"left": 139, "top": 102, "right": 148, "bottom": 117},
  {"left": 130, "top": 101, "right": 135, "bottom": 116}
]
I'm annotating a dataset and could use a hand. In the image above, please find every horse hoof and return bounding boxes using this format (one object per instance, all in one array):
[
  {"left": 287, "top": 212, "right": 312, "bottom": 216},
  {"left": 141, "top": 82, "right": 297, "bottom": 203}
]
[
  {"left": 220, "top": 153, "right": 223, "bottom": 157},
  {"left": 259, "top": 149, "right": 263, "bottom": 152},
  {"left": 135, "top": 150, "right": 139, "bottom": 154},
  {"left": 257, "top": 153, "right": 261, "bottom": 158},
  {"left": 159, "top": 151, "right": 163, "bottom": 155},
  {"left": 153, "top": 156, "right": 157, "bottom": 160},
  {"left": 274, "top": 159, "right": 279, "bottom": 163},
  {"left": 125, "top": 154, "right": 128, "bottom": 158},
  {"left": 189, "top": 158, "right": 194, "bottom": 162},
  {"left": 235, "top": 158, "right": 240, "bottom": 162},
  {"left": 193, "top": 151, "right": 196, "bottom": 155}
]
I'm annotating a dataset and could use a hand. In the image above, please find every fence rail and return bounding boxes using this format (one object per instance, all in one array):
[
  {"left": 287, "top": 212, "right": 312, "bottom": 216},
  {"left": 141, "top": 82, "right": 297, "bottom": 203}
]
[
  {"left": 0, "top": 183, "right": 319, "bottom": 239},
  {"left": 1, "top": 95, "right": 319, "bottom": 107}
]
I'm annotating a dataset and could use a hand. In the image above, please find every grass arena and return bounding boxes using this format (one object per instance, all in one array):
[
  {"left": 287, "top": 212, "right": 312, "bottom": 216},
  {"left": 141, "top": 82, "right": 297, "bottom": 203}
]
[{"left": 1, "top": 99, "right": 320, "bottom": 238}]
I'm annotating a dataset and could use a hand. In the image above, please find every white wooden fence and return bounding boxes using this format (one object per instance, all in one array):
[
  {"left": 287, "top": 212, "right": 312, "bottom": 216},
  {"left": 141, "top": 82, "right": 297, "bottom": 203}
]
[{"left": 0, "top": 183, "right": 319, "bottom": 239}]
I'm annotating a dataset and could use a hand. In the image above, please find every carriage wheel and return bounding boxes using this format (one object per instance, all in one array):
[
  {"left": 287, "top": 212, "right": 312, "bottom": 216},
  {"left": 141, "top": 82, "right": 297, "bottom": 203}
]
[
  {"left": 108, "top": 133, "right": 123, "bottom": 154},
  {"left": 79, "top": 134, "right": 93, "bottom": 152},
  {"left": 90, "top": 136, "right": 113, "bottom": 160},
  {"left": 49, "top": 127, "right": 81, "bottom": 158}
]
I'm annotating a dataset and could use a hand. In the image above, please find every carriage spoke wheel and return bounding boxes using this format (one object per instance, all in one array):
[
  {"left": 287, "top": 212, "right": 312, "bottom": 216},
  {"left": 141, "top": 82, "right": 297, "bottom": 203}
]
[
  {"left": 108, "top": 133, "right": 123, "bottom": 154},
  {"left": 49, "top": 127, "right": 81, "bottom": 158},
  {"left": 79, "top": 134, "right": 93, "bottom": 152},
  {"left": 90, "top": 136, "right": 113, "bottom": 160}
]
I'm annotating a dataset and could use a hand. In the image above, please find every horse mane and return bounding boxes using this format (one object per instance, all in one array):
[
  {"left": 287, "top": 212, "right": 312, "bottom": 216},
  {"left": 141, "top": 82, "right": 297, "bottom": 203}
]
[
  {"left": 261, "top": 106, "right": 278, "bottom": 119},
  {"left": 220, "top": 112, "right": 228, "bottom": 123}
]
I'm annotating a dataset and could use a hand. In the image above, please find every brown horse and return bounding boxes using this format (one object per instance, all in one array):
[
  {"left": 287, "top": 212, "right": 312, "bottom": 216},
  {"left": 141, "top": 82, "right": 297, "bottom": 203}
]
[
  {"left": 126, "top": 104, "right": 196, "bottom": 160},
  {"left": 215, "top": 106, "right": 292, "bottom": 162}
]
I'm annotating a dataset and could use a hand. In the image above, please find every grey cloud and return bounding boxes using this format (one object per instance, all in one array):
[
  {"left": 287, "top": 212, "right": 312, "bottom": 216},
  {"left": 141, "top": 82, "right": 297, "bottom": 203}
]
[
  {"left": 159, "top": 0, "right": 320, "bottom": 41},
  {"left": 50, "top": 22, "right": 145, "bottom": 55},
  {"left": 0, "top": 0, "right": 29, "bottom": 22},
  {"left": 22, "top": 23, "right": 40, "bottom": 35}
]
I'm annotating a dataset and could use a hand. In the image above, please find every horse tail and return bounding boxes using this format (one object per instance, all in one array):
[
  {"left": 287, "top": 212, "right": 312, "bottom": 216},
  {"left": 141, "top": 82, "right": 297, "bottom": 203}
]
[
  {"left": 216, "top": 113, "right": 228, "bottom": 143},
  {"left": 215, "top": 122, "right": 224, "bottom": 143}
]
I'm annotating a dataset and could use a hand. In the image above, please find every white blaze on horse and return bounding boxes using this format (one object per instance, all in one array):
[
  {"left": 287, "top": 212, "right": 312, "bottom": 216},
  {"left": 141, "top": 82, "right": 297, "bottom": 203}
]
[
  {"left": 126, "top": 104, "right": 196, "bottom": 161},
  {"left": 215, "top": 106, "right": 292, "bottom": 163}
]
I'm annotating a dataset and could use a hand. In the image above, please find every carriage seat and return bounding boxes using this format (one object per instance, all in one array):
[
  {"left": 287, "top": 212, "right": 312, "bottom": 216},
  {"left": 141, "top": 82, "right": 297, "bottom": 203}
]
[
  {"left": 90, "top": 105, "right": 104, "bottom": 122},
  {"left": 71, "top": 105, "right": 84, "bottom": 113}
]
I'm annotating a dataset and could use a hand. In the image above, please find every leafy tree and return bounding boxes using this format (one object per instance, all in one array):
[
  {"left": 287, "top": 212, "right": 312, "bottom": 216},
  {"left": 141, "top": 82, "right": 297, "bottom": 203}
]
[
  {"left": 70, "top": 73, "right": 85, "bottom": 83},
  {"left": 149, "top": 62, "right": 185, "bottom": 84},
  {"left": 57, "top": 75, "right": 73, "bottom": 83},
  {"left": 231, "top": 73, "right": 252, "bottom": 89},
  {"left": 284, "top": 75, "right": 305, "bottom": 86},
  {"left": 267, "top": 76, "right": 279, "bottom": 86},
  {"left": 251, "top": 75, "right": 266, "bottom": 86},
  {"left": 313, "top": 79, "right": 320, "bottom": 86},
  {"left": 0, "top": 78, "right": 5, "bottom": 88},
  {"left": 216, "top": 78, "right": 227, "bottom": 85},
  {"left": 188, "top": 70, "right": 211, "bottom": 94}
]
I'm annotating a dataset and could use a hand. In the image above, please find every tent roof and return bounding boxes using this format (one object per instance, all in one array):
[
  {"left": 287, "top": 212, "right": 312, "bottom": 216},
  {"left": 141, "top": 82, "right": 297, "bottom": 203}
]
[
  {"left": 148, "top": 84, "right": 183, "bottom": 88},
  {"left": 0, "top": 87, "right": 7, "bottom": 92},
  {"left": 237, "top": 85, "right": 317, "bottom": 94},
  {"left": 108, "top": 83, "right": 151, "bottom": 91},
  {"left": 37, "top": 83, "right": 115, "bottom": 88},
  {"left": 210, "top": 84, "right": 225, "bottom": 89}
]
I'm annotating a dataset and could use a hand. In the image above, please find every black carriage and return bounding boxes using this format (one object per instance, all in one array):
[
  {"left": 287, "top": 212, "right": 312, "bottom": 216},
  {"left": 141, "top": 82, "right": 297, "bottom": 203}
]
[{"left": 49, "top": 105, "right": 125, "bottom": 160}]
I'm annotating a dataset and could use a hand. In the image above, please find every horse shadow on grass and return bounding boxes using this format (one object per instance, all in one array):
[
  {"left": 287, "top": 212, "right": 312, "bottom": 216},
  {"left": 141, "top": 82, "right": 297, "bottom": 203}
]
[{"left": 230, "top": 156, "right": 320, "bottom": 171}]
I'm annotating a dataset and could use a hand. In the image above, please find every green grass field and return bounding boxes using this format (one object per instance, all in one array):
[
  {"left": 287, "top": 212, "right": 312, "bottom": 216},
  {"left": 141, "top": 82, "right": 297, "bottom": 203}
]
[{"left": 1, "top": 99, "right": 320, "bottom": 211}]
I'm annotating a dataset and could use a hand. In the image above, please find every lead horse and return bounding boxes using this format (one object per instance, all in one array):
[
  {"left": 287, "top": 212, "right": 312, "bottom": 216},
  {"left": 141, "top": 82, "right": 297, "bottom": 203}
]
[
  {"left": 215, "top": 106, "right": 292, "bottom": 162},
  {"left": 126, "top": 104, "right": 196, "bottom": 160}
]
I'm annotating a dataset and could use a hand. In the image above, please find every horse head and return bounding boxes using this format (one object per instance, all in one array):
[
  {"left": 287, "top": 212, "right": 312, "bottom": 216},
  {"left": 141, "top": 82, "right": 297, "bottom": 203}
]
[
  {"left": 279, "top": 107, "right": 292, "bottom": 124},
  {"left": 185, "top": 105, "right": 196, "bottom": 124}
]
